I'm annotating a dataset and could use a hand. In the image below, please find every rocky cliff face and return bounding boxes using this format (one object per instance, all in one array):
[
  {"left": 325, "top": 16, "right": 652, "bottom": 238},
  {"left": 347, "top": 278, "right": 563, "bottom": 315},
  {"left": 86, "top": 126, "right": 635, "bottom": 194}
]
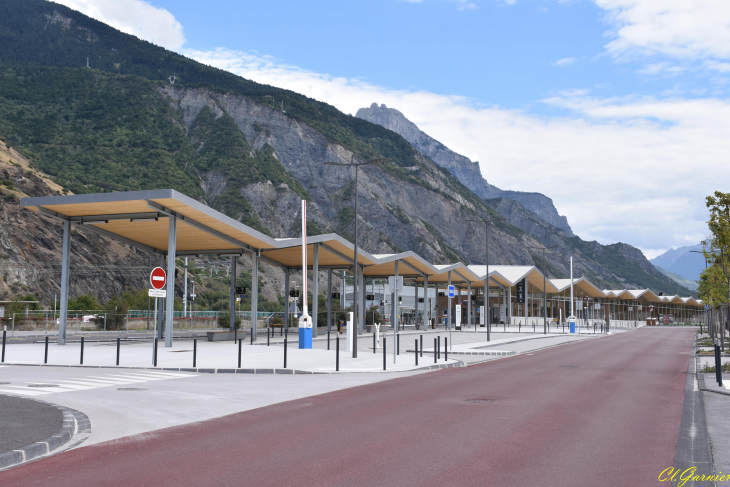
[{"left": 355, "top": 103, "right": 574, "bottom": 236}]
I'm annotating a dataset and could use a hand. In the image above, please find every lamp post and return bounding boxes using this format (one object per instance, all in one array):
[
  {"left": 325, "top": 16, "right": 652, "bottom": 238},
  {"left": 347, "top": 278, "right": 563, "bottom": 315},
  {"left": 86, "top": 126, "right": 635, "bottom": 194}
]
[
  {"left": 324, "top": 156, "right": 387, "bottom": 358},
  {"left": 525, "top": 246, "right": 557, "bottom": 335},
  {"left": 467, "top": 217, "right": 505, "bottom": 342}
]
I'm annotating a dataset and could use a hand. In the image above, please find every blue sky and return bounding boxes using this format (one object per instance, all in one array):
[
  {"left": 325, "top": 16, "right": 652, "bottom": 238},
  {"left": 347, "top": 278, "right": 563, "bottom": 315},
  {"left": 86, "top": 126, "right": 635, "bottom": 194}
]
[{"left": 56, "top": 0, "right": 730, "bottom": 258}]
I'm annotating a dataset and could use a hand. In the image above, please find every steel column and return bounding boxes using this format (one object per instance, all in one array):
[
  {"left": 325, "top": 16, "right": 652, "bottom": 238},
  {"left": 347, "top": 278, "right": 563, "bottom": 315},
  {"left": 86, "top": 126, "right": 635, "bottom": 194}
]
[
  {"left": 229, "top": 256, "right": 237, "bottom": 331},
  {"left": 415, "top": 280, "right": 419, "bottom": 326},
  {"left": 58, "top": 220, "right": 71, "bottom": 345},
  {"left": 165, "top": 216, "right": 177, "bottom": 347},
  {"left": 468, "top": 283, "right": 472, "bottom": 328},
  {"left": 312, "top": 244, "right": 319, "bottom": 337},
  {"left": 448, "top": 271, "right": 452, "bottom": 330},
  {"left": 252, "top": 251, "right": 259, "bottom": 341},
  {"left": 327, "top": 268, "right": 332, "bottom": 332},
  {"left": 284, "top": 268, "right": 290, "bottom": 333}
]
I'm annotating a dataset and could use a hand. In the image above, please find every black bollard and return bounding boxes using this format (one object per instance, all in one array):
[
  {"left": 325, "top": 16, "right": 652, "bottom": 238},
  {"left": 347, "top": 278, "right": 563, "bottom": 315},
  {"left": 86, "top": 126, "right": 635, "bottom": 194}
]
[
  {"left": 420, "top": 335, "right": 423, "bottom": 357},
  {"left": 383, "top": 337, "right": 386, "bottom": 371},
  {"left": 80, "top": 337, "right": 84, "bottom": 365},
  {"left": 45, "top": 336, "right": 49, "bottom": 364},
  {"left": 715, "top": 340, "right": 723, "bottom": 387},
  {"left": 250, "top": 327, "right": 254, "bottom": 345},
  {"left": 373, "top": 332, "right": 376, "bottom": 354},
  {"left": 437, "top": 336, "right": 441, "bottom": 360},
  {"left": 519, "top": 322, "right": 521, "bottom": 333},
  {"left": 434, "top": 338, "right": 437, "bottom": 363},
  {"left": 397, "top": 334, "right": 400, "bottom": 356},
  {"left": 193, "top": 338, "right": 197, "bottom": 368},
  {"left": 284, "top": 337, "right": 288, "bottom": 368},
  {"left": 238, "top": 339, "right": 242, "bottom": 368},
  {"left": 415, "top": 340, "right": 419, "bottom": 366},
  {"left": 234, "top": 327, "right": 237, "bottom": 345},
  {"left": 268, "top": 327, "right": 271, "bottom": 347},
  {"left": 1, "top": 329, "right": 5, "bottom": 362},
  {"left": 336, "top": 335, "right": 340, "bottom": 371},
  {"left": 153, "top": 338, "right": 158, "bottom": 367},
  {"left": 116, "top": 337, "right": 120, "bottom": 366},
  {"left": 445, "top": 338, "right": 448, "bottom": 362},
  {"left": 327, "top": 328, "right": 330, "bottom": 350}
]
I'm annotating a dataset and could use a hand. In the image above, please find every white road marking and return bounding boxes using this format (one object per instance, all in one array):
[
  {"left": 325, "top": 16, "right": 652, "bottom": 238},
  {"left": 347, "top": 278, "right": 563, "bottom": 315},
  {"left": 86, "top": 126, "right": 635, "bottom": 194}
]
[{"left": 0, "top": 371, "right": 196, "bottom": 397}]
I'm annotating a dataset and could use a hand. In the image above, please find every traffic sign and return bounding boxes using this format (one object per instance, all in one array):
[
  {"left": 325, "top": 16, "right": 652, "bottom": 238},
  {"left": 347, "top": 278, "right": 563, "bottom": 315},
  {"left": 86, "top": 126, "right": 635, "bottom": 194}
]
[
  {"left": 148, "top": 288, "right": 166, "bottom": 298},
  {"left": 448, "top": 285, "right": 455, "bottom": 298},
  {"left": 150, "top": 267, "right": 166, "bottom": 289}
]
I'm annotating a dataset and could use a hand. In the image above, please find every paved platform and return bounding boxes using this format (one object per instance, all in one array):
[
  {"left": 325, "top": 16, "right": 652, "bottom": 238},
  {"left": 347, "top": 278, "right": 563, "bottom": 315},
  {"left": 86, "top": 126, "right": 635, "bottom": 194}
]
[{"left": 0, "top": 395, "right": 63, "bottom": 453}]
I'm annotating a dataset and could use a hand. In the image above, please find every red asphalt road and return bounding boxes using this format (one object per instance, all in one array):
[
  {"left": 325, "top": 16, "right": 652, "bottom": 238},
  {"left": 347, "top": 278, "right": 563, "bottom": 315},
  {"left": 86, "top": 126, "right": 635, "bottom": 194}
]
[{"left": 1, "top": 328, "right": 693, "bottom": 487}]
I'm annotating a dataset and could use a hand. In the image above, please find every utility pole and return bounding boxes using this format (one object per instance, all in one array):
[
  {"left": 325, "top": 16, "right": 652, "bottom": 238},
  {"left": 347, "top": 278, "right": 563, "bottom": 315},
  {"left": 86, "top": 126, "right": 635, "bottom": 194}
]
[
  {"left": 525, "top": 246, "right": 558, "bottom": 335},
  {"left": 324, "top": 156, "right": 387, "bottom": 358},
  {"left": 467, "top": 217, "right": 505, "bottom": 342}
]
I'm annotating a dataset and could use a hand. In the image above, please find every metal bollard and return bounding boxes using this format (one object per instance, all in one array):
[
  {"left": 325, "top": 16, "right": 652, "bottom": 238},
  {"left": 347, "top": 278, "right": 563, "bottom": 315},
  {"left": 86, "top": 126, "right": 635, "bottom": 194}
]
[
  {"left": 397, "top": 334, "right": 400, "bottom": 356},
  {"left": 1, "top": 329, "right": 5, "bottom": 362},
  {"left": 415, "top": 340, "right": 418, "bottom": 366},
  {"left": 437, "top": 336, "right": 441, "bottom": 360},
  {"left": 420, "top": 335, "right": 423, "bottom": 357},
  {"left": 445, "top": 338, "right": 448, "bottom": 361},
  {"left": 336, "top": 335, "right": 340, "bottom": 371},
  {"left": 193, "top": 338, "right": 197, "bottom": 368},
  {"left": 250, "top": 327, "right": 253, "bottom": 345},
  {"left": 373, "top": 332, "right": 376, "bottom": 354},
  {"left": 715, "top": 339, "right": 723, "bottom": 387},
  {"left": 154, "top": 338, "right": 158, "bottom": 367},
  {"left": 234, "top": 327, "right": 237, "bottom": 345},
  {"left": 327, "top": 328, "right": 330, "bottom": 350},
  {"left": 80, "top": 337, "right": 85, "bottom": 365},
  {"left": 434, "top": 338, "right": 437, "bottom": 364},
  {"left": 238, "top": 339, "right": 242, "bottom": 368},
  {"left": 284, "top": 337, "right": 287, "bottom": 368},
  {"left": 383, "top": 337, "right": 386, "bottom": 371},
  {"left": 116, "top": 337, "right": 120, "bottom": 366},
  {"left": 45, "top": 336, "right": 49, "bottom": 364},
  {"left": 268, "top": 327, "right": 271, "bottom": 347}
]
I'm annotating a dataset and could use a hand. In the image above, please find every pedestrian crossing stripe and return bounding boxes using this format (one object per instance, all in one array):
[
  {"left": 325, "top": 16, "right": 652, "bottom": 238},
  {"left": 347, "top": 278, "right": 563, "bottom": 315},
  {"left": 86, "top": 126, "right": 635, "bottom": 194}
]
[{"left": 0, "top": 371, "right": 195, "bottom": 397}]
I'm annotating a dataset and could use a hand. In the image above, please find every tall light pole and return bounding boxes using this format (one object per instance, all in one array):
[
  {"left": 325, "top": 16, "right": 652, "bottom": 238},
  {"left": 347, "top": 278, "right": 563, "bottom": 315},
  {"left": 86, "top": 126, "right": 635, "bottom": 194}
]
[
  {"left": 525, "top": 245, "right": 557, "bottom": 335},
  {"left": 467, "top": 217, "right": 505, "bottom": 342},
  {"left": 324, "top": 156, "right": 387, "bottom": 358}
]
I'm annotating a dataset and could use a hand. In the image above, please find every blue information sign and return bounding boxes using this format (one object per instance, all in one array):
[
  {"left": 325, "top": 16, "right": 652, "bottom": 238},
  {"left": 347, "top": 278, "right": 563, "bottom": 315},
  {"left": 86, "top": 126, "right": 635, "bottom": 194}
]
[{"left": 448, "top": 285, "right": 455, "bottom": 298}]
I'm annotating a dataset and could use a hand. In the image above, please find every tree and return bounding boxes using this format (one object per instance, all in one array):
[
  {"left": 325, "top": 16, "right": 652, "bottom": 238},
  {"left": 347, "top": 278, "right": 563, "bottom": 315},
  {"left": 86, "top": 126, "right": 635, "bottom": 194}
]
[{"left": 704, "top": 191, "right": 730, "bottom": 305}]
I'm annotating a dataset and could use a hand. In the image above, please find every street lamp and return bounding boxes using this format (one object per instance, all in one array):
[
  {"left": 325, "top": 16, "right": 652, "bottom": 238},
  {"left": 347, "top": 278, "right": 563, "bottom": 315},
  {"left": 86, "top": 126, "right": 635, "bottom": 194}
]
[
  {"left": 525, "top": 246, "right": 557, "bottom": 335},
  {"left": 324, "top": 156, "right": 388, "bottom": 358},
  {"left": 467, "top": 217, "right": 505, "bottom": 342}
]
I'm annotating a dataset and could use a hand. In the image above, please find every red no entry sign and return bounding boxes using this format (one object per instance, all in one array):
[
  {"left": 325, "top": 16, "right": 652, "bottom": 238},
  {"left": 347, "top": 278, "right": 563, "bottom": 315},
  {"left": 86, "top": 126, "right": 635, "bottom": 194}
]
[{"left": 150, "top": 267, "right": 167, "bottom": 289}]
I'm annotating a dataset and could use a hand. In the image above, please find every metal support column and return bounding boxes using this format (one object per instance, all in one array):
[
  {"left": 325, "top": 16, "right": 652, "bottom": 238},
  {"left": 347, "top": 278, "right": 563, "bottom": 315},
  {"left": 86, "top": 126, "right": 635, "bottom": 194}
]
[
  {"left": 468, "top": 283, "right": 472, "bottom": 328},
  {"left": 424, "top": 275, "right": 429, "bottom": 326},
  {"left": 251, "top": 251, "right": 259, "bottom": 341},
  {"left": 229, "top": 255, "right": 237, "bottom": 331},
  {"left": 447, "top": 271, "right": 452, "bottom": 330},
  {"left": 58, "top": 220, "right": 71, "bottom": 345},
  {"left": 393, "top": 260, "right": 399, "bottom": 363},
  {"left": 312, "top": 243, "right": 319, "bottom": 338},
  {"left": 415, "top": 280, "right": 419, "bottom": 326},
  {"left": 165, "top": 215, "right": 177, "bottom": 348},
  {"left": 284, "top": 268, "right": 290, "bottom": 333},
  {"left": 360, "top": 268, "right": 365, "bottom": 334},
  {"left": 327, "top": 268, "right": 332, "bottom": 332}
]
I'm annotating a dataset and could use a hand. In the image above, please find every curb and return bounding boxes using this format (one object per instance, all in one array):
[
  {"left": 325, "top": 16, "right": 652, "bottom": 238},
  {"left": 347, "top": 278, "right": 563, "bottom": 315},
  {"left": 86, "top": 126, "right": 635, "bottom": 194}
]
[
  {"left": 0, "top": 400, "right": 90, "bottom": 471},
  {"left": 696, "top": 355, "right": 730, "bottom": 397},
  {"left": 406, "top": 349, "right": 516, "bottom": 357},
  {"left": 2, "top": 360, "right": 465, "bottom": 375}
]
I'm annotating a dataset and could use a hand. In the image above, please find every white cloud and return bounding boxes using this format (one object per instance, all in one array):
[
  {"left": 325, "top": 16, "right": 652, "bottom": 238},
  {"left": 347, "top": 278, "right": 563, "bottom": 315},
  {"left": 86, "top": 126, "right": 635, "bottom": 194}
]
[
  {"left": 595, "top": 0, "right": 730, "bottom": 60},
  {"left": 186, "top": 48, "right": 719, "bottom": 254},
  {"left": 54, "top": 0, "right": 185, "bottom": 50},
  {"left": 553, "top": 57, "right": 576, "bottom": 67}
]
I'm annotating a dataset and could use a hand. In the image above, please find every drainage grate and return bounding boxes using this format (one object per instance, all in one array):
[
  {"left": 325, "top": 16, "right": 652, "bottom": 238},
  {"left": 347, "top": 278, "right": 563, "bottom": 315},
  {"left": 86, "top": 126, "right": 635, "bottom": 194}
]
[
  {"left": 558, "top": 365, "right": 579, "bottom": 368},
  {"left": 117, "top": 388, "right": 148, "bottom": 391},
  {"left": 28, "top": 384, "right": 60, "bottom": 388},
  {"left": 464, "top": 399, "right": 496, "bottom": 404}
]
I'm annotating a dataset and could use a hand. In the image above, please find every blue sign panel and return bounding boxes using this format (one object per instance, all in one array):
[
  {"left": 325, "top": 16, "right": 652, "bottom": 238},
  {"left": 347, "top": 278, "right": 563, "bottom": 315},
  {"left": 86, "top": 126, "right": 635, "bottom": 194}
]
[{"left": 448, "top": 285, "right": 455, "bottom": 298}]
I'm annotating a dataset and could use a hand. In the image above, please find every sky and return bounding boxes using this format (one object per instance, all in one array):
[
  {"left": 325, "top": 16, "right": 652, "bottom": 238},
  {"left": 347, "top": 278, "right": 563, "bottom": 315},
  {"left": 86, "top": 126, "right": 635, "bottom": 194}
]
[{"left": 55, "top": 0, "right": 730, "bottom": 259}]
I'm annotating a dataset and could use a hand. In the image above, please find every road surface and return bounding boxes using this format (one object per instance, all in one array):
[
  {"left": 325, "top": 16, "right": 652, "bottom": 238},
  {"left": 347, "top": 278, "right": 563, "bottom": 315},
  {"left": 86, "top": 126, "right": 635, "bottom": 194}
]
[{"left": 0, "top": 327, "right": 692, "bottom": 486}]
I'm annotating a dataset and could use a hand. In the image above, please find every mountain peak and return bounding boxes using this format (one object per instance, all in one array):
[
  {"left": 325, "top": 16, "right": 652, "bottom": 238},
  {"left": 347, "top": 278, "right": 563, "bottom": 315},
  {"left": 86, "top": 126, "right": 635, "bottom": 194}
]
[{"left": 355, "top": 103, "right": 574, "bottom": 236}]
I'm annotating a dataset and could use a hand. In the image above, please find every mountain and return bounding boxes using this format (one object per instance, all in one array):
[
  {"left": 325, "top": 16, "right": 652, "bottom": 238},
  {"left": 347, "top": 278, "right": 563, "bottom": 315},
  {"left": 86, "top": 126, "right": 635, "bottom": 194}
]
[
  {"left": 650, "top": 244, "right": 705, "bottom": 284},
  {"left": 0, "top": 0, "right": 693, "bottom": 305},
  {"left": 355, "top": 103, "right": 573, "bottom": 235},
  {"left": 654, "top": 266, "right": 699, "bottom": 292}
]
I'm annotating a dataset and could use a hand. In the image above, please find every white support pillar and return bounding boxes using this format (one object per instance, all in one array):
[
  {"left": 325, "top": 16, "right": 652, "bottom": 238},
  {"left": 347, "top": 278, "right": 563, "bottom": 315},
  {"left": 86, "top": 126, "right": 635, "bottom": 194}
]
[
  {"left": 165, "top": 215, "right": 177, "bottom": 348},
  {"left": 312, "top": 243, "right": 319, "bottom": 337},
  {"left": 393, "top": 260, "right": 399, "bottom": 363},
  {"left": 424, "top": 275, "right": 429, "bottom": 326},
  {"left": 251, "top": 251, "right": 258, "bottom": 341},
  {"left": 58, "top": 220, "right": 71, "bottom": 345}
]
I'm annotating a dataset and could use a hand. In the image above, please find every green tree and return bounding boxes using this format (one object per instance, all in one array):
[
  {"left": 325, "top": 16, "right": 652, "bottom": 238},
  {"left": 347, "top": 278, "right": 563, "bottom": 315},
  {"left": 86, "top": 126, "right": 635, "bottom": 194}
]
[
  {"left": 703, "top": 191, "right": 730, "bottom": 305},
  {"left": 67, "top": 294, "right": 100, "bottom": 311}
]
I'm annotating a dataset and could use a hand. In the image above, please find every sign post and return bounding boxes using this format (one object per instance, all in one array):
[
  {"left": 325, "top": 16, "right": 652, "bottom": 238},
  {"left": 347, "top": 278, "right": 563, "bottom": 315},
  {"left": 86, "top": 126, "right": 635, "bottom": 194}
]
[{"left": 148, "top": 267, "right": 166, "bottom": 364}]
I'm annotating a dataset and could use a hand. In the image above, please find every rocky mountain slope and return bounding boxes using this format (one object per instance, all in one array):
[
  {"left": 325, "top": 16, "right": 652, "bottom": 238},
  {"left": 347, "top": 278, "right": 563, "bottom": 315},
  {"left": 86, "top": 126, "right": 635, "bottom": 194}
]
[
  {"left": 0, "top": 0, "right": 693, "bottom": 303},
  {"left": 356, "top": 103, "right": 573, "bottom": 235}
]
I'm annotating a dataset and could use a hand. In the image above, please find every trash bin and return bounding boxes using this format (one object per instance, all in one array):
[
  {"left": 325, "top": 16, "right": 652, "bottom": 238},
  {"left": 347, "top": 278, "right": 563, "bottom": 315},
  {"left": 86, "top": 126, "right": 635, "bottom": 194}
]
[{"left": 569, "top": 316, "right": 576, "bottom": 334}]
